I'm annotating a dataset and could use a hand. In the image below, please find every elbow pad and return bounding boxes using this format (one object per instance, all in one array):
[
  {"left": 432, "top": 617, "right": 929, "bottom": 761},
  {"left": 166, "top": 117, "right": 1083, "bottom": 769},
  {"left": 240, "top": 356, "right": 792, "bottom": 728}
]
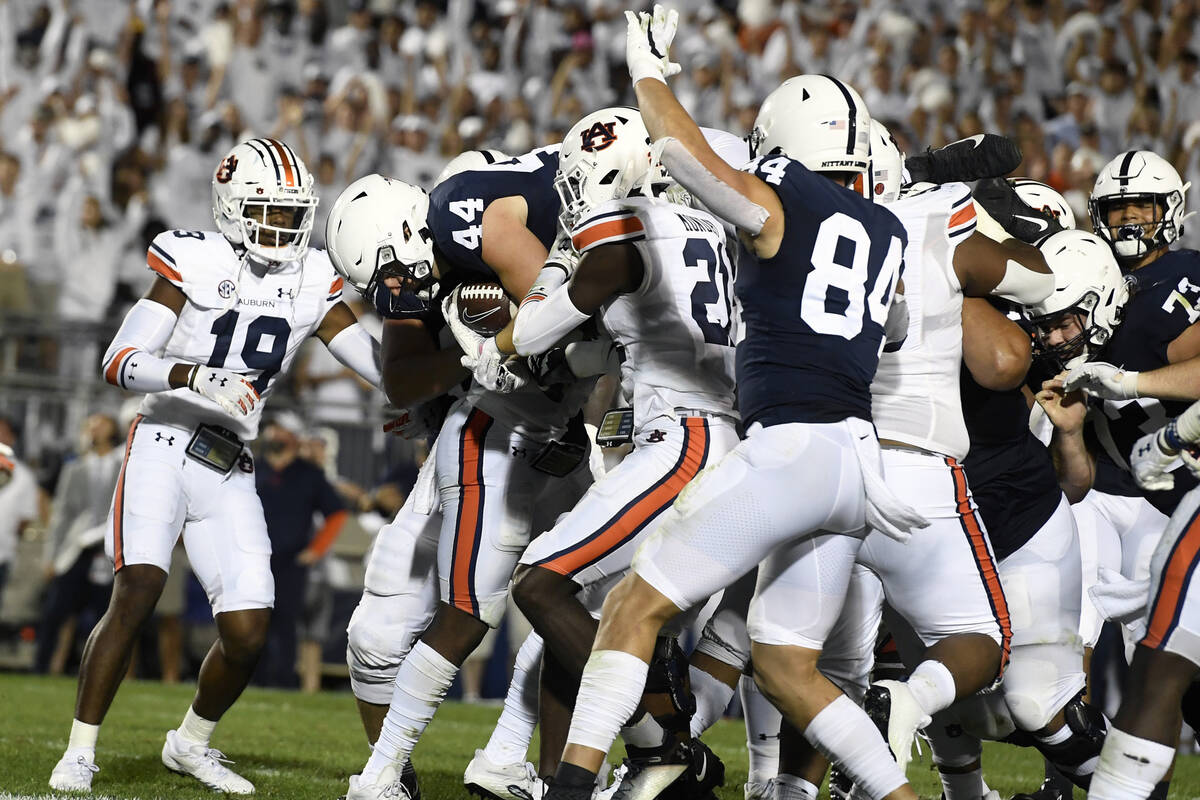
[
  {"left": 512, "top": 286, "right": 590, "bottom": 357},
  {"left": 991, "top": 260, "right": 1055, "bottom": 305},
  {"left": 659, "top": 138, "right": 769, "bottom": 235},
  {"left": 327, "top": 322, "right": 382, "bottom": 389},
  {"left": 102, "top": 299, "right": 178, "bottom": 392}
]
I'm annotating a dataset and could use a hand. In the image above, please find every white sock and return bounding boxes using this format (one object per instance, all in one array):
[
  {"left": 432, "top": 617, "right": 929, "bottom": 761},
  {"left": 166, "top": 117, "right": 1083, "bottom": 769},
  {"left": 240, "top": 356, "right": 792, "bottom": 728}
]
[
  {"left": 176, "top": 707, "right": 217, "bottom": 748},
  {"left": 689, "top": 665, "right": 735, "bottom": 737},
  {"left": 483, "top": 632, "right": 542, "bottom": 766},
  {"left": 566, "top": 650, "right": 648, "bottom": 753},
  {"left": 804, "top": 695, "right": 907, "bottom": 799},
  {"left": 741, "top": 675, "right": 781, "bottom": 786},
  {"left": 773, "top": 773, "right": 819, "bottom": 800},
  {"left": 67, "top": 719, "right": 100, "bottom": 753},
  {"left": 1036, "top": 724, "right": 1072, "bottom": 746},
  {"left": 938, "top": 766, "right": 984, "bottom": 800},
  {"left": 906, "top": 660, "right": 957, "bottom": 716},
  {"left": 621, "top": 711, "right": 667, "bottom": 749},
  {"left": 1088, "top": 728, "right": 1174, "bottom": 800},
  {"left": 365, "top": 641, "right": 458, "bottom": 781}
]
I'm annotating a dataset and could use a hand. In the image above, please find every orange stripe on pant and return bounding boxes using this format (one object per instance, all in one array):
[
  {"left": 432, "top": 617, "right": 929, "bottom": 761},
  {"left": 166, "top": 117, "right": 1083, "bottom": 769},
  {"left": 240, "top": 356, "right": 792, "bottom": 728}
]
[
  {"left": 536, "top": 418, "right": 710, "bottom": 577},
  {"left": 947, "top": 457, "right": 1013, "bottom": 674},
  {"left": 112, "top": 415, "right": 144, "bottom": 572},
  {"left": 1142, "top": 507, "right": 1200, "bottom": 649},
  {"left": 450, "top": 409, "right": 493, "bottom": 617}
]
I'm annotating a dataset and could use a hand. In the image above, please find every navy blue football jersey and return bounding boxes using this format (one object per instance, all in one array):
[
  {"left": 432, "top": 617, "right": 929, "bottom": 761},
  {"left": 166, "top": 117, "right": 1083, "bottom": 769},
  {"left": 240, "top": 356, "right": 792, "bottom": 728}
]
[
  {"left": 427, "top": 145, "right": 561, "bottom": 281},
  {"left": 1090, "top": 248, "right": 1200, "bottom": 513},
  {"left": 735, "top": 155, "right": 907, "bottom": 426},
  {"left": 961, "top": 333, "right": 1061, "bottom": 561}
]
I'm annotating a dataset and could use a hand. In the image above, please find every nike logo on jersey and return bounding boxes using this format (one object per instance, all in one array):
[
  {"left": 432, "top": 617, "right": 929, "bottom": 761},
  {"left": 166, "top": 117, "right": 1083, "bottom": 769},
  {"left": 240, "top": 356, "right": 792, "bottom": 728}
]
[
  {"left": 1012, "top": 215, "right": 1049, "bottom": 232},
  {"left": 462, "top": 307, "right": 501, "bottom": 324},
  {"left": 1122, "top": 752, "right": 1151, "bottom": 764}
]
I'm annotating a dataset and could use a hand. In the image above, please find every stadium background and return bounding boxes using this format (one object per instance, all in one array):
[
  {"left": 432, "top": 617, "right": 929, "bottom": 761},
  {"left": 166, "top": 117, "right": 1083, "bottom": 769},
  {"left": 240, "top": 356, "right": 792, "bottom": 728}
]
[{"left": 0, "top": 0, "right": 1199, "bottom": 795}]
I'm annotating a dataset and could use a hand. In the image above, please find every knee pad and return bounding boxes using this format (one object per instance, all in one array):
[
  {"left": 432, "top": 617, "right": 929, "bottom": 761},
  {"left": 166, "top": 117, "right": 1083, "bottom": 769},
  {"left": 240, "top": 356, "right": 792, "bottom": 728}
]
[{"left": 346, "top": 591, "right": 433, "bottom": 705}]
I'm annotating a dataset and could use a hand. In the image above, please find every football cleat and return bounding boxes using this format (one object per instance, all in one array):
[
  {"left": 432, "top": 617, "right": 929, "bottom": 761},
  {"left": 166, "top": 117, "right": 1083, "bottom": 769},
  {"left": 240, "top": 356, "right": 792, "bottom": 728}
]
[
  {"left": 600, "top": 739, "right": 722, "bottom": 800},
  {"left": 161, "top": 729, "right": 254, "bottom": 794},
  {"left": 464, "top": 748, "right": 546, "bottom": 800},
  {"left": 343, "top": 763, "right": 414, "bottom": 800},
  {"left": 743, "top": 779, "right": 772, "bottom": 800},
  {"left": 49, "top": 749, "right": 99, "bottom": 792},
  {"left": 1008, "top": 779, "right": 1065, "bottom": 800},
  {"left": 544, "top": 779, "right": 598, "bottom": 800},
  {"left": 864, "top": 680, "right": 931, "bottom": 776}
]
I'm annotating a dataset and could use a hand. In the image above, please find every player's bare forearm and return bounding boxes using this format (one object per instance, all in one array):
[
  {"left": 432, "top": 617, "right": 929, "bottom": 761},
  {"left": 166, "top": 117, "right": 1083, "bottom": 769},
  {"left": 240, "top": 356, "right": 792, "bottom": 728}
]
[
  {"left": 1049, "top": 427, "right": 1095, "bottom": 502},
  {"left": 961, "top": 297, "right": 1031, "bottom": 390},
  {"left": 383, "top": 349, "right": 466, "bottom": 407}
]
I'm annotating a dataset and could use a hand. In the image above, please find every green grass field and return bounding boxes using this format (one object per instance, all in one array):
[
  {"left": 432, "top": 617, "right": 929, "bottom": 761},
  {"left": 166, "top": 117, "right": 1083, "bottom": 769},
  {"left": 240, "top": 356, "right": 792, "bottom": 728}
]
[{"left": 1, "top": 673, "right": 1197, "bottom": 799}]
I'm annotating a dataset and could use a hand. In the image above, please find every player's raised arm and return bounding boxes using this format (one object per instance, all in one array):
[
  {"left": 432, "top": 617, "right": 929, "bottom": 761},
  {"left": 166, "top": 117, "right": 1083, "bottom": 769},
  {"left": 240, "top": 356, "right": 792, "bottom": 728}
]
[
  {"left": 625, "top": 5, "right": 782, "bottom": 253},
  {"left": 101, "top": 250, "right": 259, "bottom": 418}
]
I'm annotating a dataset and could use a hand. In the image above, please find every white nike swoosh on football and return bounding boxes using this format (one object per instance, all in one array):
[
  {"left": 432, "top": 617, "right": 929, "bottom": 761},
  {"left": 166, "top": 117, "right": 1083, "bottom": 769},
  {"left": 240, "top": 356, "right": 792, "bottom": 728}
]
[
  {"left": 462, "top": 307, "right": 500, "bottom": 324},
  {"left": 1012, "top": 214, "right": 1049, "bottom": 231}
]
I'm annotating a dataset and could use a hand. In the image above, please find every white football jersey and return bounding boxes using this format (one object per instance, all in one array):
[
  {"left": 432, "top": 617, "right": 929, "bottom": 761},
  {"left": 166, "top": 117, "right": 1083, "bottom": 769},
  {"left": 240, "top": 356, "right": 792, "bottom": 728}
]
[
  {"left": 571, "top": 196, "right": 739, "bottom": 427},
  {"left": 870, "top": 183, "right": 978, "bottom": 460},
  {"left": 139, "top": 230, "right": 347, "bottom": 440}
]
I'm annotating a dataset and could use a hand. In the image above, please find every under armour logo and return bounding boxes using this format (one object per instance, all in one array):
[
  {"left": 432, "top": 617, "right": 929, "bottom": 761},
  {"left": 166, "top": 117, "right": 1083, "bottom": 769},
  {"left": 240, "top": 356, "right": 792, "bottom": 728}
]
[
  {"left": 277, "top": 287, "right": 294, "bottom": 299},
  {"left": 209, "top": 375, "right": 229, "bottom": 387},
  {"left": 512, "top": 446, "right": 528, "bottom": 458},
  {"left": 580, "top": 121, "right": 618, "bottom": 152},
  {"left": 646, "top": 430, "right": 666, "bottom": 443},
  {"left": 155, "top": 432, "right": 175, "bottom": 445}
]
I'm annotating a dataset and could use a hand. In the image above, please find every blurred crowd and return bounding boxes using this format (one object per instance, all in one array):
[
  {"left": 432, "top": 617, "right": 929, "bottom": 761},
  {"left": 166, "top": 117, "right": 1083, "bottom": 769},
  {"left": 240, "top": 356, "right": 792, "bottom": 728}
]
[
  {"left": 1, "top": 0, "right": 1200, "bottom": 692},
  {"left": 2, "top": 0, "right": 1199, "bottom": 325}
]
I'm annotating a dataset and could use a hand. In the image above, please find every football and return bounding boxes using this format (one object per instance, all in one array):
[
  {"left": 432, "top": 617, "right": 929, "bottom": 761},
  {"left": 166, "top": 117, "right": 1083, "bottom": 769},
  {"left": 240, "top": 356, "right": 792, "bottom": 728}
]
[{"left": 456, "top": 282, "right": 516, "bottom": 336}]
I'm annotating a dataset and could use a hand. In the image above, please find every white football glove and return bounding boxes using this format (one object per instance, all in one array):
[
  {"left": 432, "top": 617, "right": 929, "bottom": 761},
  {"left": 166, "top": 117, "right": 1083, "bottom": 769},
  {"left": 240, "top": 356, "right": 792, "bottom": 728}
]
[
  {"left": 187, "top": 365, "right": 260, "bottom": 416},
  {"left": 1183, "top": 446, "right": 1200, "bottom": 478},
  {"left": 1062, "top": 361, "right": 1140, "bottom": 400},
  {"left": 624, "top": 4, "right": 681, "bottom": 85},
  {"left": 1130, "top": 429, "right": 1179, "bottom": 492},
  {"left": 440, "top": 293, "right": 527, "bottom": 394},
  {"left": 383, "top": 403, "right": 442, "bottom": 441}
]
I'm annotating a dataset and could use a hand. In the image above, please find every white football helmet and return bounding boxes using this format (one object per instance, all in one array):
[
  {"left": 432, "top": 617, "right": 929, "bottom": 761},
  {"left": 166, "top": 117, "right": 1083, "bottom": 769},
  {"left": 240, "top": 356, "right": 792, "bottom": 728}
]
[
  {"left": 1026, "top": 229, "right": 1128, "bottom": 370},
  {"left": 212, "top": 138, "right": 317, "bottom": 265},
  {"left": 324, "top": 174, "right": 438, "bottom": 309},
  {"left": 1089, "top": 150, "right": 1193, "bottom": 261},
  {"left": 868, "top": 119, "right": 904, "bottom": 204},
  {"left": 1010, "top": 178, "right": 1076, "bottom": 229},
  {"left": 749, "top": 74, "right": 871, "bottom": 176},
  {"left": 555, "top": 107, "right": 664, "bottom": 232},
  {"left": 435, "top": 149, "right": 508, "bottom": 186}
]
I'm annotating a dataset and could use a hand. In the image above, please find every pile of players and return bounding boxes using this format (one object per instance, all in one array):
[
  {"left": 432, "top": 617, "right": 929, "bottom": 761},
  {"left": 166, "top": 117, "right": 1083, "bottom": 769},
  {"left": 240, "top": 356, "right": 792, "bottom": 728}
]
[{"left": 42, "top": 5, "right": 1200, "bottom": 800}]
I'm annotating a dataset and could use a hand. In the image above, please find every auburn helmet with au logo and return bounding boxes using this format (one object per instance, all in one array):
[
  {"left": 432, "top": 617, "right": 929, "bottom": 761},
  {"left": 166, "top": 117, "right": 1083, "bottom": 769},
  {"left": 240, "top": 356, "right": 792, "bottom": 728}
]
[
  {"left": 554, "top": 107, "right": 667, "bottom": 232},
  {"left": 211, "top": 138, "right": 318, "bottom": 265}
]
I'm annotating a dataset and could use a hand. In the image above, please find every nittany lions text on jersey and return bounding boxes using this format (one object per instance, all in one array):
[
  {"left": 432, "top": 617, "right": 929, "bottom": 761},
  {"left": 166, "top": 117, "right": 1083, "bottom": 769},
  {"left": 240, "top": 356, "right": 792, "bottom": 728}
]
[
  {"left": 570, "top": 195, "right": 739, "bottom": 425},
  {"left": 735, "top": 155, "right": 907, "bottom": 427},
  {"left": 132, "top": 230, "right": 345, "bottom": 440}
]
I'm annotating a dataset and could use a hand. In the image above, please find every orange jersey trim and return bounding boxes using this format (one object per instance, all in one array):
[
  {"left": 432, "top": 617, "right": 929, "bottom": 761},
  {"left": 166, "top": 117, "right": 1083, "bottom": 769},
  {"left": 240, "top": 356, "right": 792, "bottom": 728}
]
[
  {"left": 572, "top": 215, "right": 645, "bottom": 253},
  {"left": 148, "top": 250, "right": 183, "bottom": 283}
]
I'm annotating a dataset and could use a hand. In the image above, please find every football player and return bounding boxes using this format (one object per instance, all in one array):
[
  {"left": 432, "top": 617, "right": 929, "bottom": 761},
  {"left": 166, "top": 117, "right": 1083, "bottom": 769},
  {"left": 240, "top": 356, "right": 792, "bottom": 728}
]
[
  {"left": 541, "top": 7, "right": 933, "bottom": 798},
  {"left": 1085, "top": 397, "right": 1200, "bottom": 800},
  {"left": 477, "top": 105, "right": 741, "bottom": 795},
  {"left": 325, "top": 148, "right": 604, "bottom": 800},
  {"left": 48, "top": 139, "right": 383, "bottom": 794}
]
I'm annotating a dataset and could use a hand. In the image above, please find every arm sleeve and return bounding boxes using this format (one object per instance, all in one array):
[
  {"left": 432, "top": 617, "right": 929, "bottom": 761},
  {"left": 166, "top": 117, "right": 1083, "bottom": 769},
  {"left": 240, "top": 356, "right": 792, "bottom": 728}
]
[
  {"left": 326, "top": 322, "right": 382, "bottom": 389},
  {"left": 512, "top": 282, "right": 591, "bottom": 356},
  {"left": 101, "top": 299, "right": 180, "bottom": 392}
]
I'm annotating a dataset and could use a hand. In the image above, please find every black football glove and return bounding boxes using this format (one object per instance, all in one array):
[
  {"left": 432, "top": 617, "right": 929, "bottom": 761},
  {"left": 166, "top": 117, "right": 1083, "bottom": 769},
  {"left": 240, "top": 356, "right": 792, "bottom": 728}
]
[
  {"left": 905, "top": 134, "right": 1023, "bottom": 185},
  {"left": 973, "top": 177, "right": 1065, "bottom": 244}
]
